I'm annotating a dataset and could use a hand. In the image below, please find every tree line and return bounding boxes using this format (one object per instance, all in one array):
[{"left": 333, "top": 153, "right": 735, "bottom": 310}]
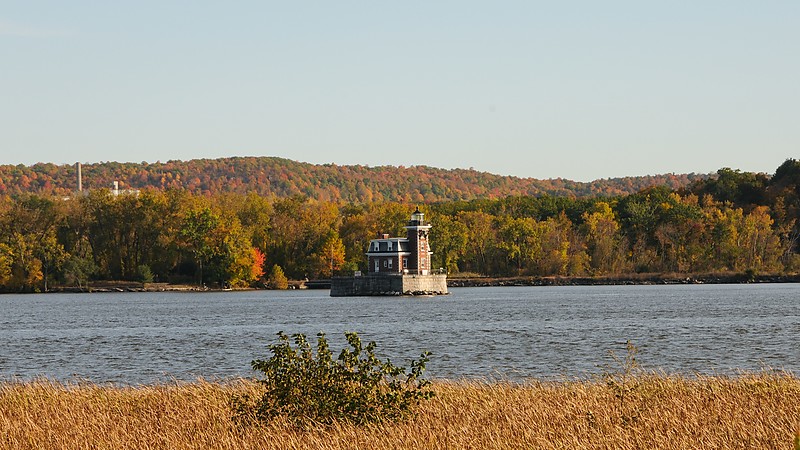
[
  {"left": 0, "top": 156, "right": 703, "bottom": 201},
  {"left": 0, "top": 160, "right": 798, "bottom": 292}
]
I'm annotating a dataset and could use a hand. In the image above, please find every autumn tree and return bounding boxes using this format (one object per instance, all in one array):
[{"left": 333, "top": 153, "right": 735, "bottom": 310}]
[
  {"left": 651, "top": 193, "right": 705, "bottom": 273},
  {"left": 429, "top": 213, "right": 468, "bottom": 274},
  {"left": 496, "top": 216, "right": 540, "bottom": 275},
  {"left": 267, "top": 197, "right": 341, "bottom": 279},
  {"left": 457, "top": 210, "right": 498, "bottom": 275},
  {"left": 537, "top": 212, "right": 587, "bottom": 276},
  {"left": 310, "top": 233, "right": 346, "bottom": 278},
  {"left": 250, "top": 248, "right": 266, "bottom": 282},
  {"left": 0, "top": 243, "right": 12, "bottom": 286},
  {"left": 582, "top": 202, "right": 623, "bottom": 275},
  {"left": 0, "top": 195, "right": 64, "bottom": 291},
  {"left": 213, "top": 216, "right": 262, "bottom": 287},
  {"left": 739, "top": 206, "right": 783, "bottom": 273},
  {"left": 338, "top": 205, "right": 374, "bottom": 273}
]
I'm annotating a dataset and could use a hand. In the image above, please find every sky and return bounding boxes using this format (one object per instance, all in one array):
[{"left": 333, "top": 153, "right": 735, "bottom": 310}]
[{"left": 1, "top": 1, "right": 798, "bottom": 182}]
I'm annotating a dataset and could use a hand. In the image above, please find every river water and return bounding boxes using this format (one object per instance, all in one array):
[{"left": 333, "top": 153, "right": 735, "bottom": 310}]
[{"left": 0, "top": 284, "right": 798, "bottom": 384}]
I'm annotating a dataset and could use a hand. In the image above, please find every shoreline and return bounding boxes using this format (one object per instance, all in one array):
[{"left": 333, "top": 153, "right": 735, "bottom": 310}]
[
  {"left": 447, "top": 272, "right": 800, "bottom": 287},
  {"left": 6, "top": 272, "right": 800, "bottom": 294}
]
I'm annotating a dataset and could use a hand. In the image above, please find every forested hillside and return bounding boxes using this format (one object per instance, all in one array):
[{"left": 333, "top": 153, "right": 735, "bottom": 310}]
[
  {"left": 0, "top": 159, "right": 797, "bottom": 292},
  {"left": 0, "top": 157, "right": 705, "bottom": 202}
]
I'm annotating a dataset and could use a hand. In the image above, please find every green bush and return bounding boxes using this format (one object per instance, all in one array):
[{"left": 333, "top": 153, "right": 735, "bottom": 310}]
[
  {"left": 266, "top": 264, "right": 288, "bottom": 289},
  {"left": 233, "top": 331, "right": 434, "bottom": 428},
  {"left": 136, "top": 265, "right": 154, "bottom": 283}
]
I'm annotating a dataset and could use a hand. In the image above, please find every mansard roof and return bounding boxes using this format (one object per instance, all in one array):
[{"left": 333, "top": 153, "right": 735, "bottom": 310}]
[{"left": 366, "top": 238, "right": 411, "bottom": 254}]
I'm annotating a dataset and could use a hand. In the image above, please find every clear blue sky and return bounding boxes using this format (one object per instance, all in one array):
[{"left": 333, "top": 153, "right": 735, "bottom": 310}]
[{"left": 1, "top": 1, "right": 798, "bottom": 182}]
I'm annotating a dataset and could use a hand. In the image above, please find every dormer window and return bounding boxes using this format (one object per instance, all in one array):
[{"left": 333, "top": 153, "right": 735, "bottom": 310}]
[{"left": 373, "top": 242, "right": 379, "bottom": 251}]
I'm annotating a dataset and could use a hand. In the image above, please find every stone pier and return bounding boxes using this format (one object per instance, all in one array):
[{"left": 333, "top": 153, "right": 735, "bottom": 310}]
[{"left": 330, "top": 274, "right": 448, "bottom": 297}]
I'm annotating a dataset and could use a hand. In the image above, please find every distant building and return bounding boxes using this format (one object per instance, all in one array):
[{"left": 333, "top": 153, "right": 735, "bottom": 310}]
[
  {"left": 331, "top": 208, "right": 447, "bottom": 296},
  {"left": 111, "top": 181, "right": 140, "bottom": 197}
]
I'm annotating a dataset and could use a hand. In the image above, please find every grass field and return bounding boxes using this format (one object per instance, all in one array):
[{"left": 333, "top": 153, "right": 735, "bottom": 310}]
[{"left": 2, "top": 374, "right": 799, "bottom": 449}]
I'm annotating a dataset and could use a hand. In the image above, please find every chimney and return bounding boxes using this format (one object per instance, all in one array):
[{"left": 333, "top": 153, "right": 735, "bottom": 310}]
[{"left": 76, "top": 162, "right": 82, "bottom": 192}]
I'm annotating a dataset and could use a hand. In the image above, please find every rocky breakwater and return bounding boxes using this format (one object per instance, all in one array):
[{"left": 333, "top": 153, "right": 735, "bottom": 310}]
[{"left": 448, "top": 273, "right": 800, "bottom": 288}]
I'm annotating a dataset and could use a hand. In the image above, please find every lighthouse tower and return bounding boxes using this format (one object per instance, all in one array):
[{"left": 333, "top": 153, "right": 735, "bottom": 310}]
[{"left": 404, "top": 207, "right": 432, "bottom": 275}]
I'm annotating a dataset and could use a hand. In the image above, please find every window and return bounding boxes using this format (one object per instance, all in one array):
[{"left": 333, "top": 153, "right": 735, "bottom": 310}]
[
  {"left": 403, "top": 258, "right": 408, "bottom": 268},
  {"left": 373, "top": 242, "right": 379, "bottom": 251},
  {"left": 383, "top": 259, "right": 388, "bottom": 268},
  {"left": 388, "top": 259, "right": 393, "bottom": 269}
]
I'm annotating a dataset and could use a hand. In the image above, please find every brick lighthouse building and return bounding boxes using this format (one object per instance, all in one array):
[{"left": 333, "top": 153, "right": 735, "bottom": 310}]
[
  {"left": 405, "top": 208, "right": 432, "bottom": 275},
  {"left": 331, "top": 208, "right": 448, "bottom": 296}
]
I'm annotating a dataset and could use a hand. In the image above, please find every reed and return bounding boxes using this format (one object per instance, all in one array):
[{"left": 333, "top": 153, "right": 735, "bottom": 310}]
[{"left": 2, "top": 373, "right": 799, "bottom": 449}]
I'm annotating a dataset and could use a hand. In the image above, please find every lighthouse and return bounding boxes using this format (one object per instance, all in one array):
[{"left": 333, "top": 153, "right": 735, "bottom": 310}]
[{"left": 331, "top": 207, "right": 448, "bottom": 296}]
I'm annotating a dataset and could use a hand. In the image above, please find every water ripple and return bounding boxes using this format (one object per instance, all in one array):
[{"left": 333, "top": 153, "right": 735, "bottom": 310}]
[{"left": 0, "top": 284, "right": 798, "bottom": 384}]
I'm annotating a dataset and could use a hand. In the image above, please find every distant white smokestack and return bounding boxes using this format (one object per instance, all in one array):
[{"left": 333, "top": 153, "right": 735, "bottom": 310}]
[{"left": 76, "top": 162, "right": 82, "bottom": 192}]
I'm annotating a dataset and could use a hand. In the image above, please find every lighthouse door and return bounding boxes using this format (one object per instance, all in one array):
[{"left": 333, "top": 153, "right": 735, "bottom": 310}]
[{"left": 375, "top": 260, "right": 379, "bottom": 272}]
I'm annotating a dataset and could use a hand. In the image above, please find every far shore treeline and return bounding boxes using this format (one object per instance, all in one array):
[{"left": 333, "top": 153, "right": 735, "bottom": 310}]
[
  {"left": 0, "top": 156, "right": 705, "bottom": 201},
  {"left": 0, "top": 158, "right": 798, "bottom": 292}
]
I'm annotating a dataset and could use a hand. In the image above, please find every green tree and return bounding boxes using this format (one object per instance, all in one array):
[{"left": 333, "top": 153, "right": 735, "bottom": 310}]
[
  {"left": 63, "top": 254, "right": 97, "bottom": 290},
  {"left": 35, "top": 233, "right": 65, "bottom": 292},
  {"left": 267, "top": 264, "right": 289, "bottom": 289},
  {"left": 179, "top": 206, "right": 220, "bottom": 286},
  {"left": 691, "top": 167, "right": 768, "bottom": 208},
  {"left": 134, "top": 190, "right": 185, "bottom": 282},
  {"left": 82, "top": 190, "right": 126, "bottom": 279}
]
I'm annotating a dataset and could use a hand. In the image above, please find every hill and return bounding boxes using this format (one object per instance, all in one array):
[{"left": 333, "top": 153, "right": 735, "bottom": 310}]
[{"left": 0, "top": 156, "right": 706, "bottom": 202}]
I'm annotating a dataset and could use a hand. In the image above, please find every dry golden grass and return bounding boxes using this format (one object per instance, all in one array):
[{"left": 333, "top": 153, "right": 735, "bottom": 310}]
[{"left": 2, "top": 374, "right": 800, "bottom": 450}]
